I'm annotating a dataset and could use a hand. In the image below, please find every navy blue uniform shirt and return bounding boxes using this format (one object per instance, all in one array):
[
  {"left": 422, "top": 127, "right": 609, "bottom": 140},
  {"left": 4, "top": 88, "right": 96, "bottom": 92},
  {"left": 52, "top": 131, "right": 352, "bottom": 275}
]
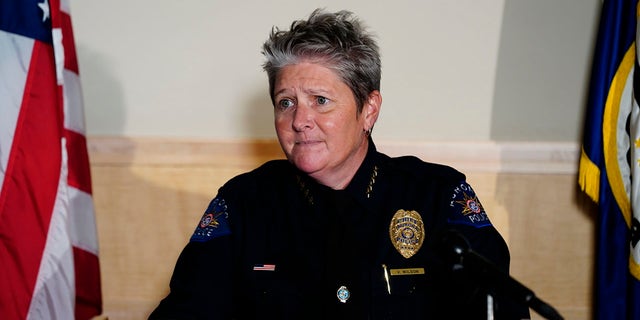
[{"left": 149, "top": 140, "right": 530, "bottom": 319}]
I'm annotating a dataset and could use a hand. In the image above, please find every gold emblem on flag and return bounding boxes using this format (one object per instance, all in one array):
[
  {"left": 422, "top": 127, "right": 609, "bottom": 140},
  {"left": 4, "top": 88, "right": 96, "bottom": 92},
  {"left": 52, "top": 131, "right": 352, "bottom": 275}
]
[{"left": 389, "top": 209, "right": 425, "bottom": 259}]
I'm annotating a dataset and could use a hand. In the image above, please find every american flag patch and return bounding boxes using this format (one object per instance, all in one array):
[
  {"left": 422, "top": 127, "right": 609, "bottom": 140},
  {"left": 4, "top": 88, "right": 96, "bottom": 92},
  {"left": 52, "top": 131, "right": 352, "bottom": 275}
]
[{"left": 253, "top": 264, "right": 276, "bottom": 271}]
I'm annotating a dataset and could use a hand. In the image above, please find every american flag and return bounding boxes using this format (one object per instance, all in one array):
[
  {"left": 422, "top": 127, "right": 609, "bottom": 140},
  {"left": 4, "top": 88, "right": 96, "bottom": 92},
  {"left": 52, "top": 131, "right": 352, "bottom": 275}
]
[
  {"left": 253, "top": 264, "right": 276, "bottom": 271},
  {"left": 0, "top": 0, "right": 102, "bottom": 319}
]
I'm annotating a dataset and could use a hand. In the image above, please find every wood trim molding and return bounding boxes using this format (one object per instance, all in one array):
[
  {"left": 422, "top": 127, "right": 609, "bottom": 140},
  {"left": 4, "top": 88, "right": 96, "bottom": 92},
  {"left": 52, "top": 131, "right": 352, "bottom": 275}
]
[
  {"left": 87, "top": 136, "right": 579, "bottom": 174},
  {"left": 376, "top": 140, "right": 579, "bottom": 174}
]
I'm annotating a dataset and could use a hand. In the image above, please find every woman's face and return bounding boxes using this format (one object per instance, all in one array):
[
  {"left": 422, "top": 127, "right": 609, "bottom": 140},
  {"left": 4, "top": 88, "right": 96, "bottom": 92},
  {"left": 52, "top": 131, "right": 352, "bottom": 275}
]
[{"left": 273, "top": 62, "right": 380, "bottom": 189}]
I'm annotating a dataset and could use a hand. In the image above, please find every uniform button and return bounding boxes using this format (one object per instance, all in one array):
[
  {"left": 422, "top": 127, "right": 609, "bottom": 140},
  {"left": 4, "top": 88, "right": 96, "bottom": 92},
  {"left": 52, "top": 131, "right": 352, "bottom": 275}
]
[{"left": 336, "top": 285, "right": 350, "bottom": 303}]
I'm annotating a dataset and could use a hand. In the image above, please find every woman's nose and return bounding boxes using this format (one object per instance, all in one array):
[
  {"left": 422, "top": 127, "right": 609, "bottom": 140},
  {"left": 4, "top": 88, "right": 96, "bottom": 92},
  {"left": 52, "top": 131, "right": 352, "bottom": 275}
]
[{"left": 292, "top": 104, "right": 313, "bottom": 132}]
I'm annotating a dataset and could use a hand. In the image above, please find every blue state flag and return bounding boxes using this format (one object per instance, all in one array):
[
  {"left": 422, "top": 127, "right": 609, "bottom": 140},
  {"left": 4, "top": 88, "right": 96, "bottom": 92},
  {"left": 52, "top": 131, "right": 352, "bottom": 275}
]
[{"left": 579, "top": 0, "right": 640, "bottom": 319}]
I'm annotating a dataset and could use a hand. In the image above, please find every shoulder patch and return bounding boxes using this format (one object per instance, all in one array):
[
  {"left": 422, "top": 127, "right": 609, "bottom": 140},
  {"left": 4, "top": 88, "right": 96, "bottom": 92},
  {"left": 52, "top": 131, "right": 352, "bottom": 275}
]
[
  {"left": 190, "top": 197, "right": 231, "bottom": 242},
  {"left": 447, "top": 182, "right": 492, "bottom": 228}
]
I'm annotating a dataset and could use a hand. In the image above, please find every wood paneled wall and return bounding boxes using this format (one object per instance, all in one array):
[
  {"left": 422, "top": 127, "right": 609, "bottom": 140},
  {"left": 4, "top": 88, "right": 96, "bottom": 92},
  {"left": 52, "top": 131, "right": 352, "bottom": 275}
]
[{"left": 89, "top": 137, "right": 592, "bottom": 319}]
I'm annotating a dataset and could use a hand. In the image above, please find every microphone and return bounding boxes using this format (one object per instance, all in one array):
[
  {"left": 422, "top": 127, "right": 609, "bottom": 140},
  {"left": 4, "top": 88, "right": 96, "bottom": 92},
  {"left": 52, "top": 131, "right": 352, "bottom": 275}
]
[{"left": 436, "top": 229, "right": 564, "bottom": 320}]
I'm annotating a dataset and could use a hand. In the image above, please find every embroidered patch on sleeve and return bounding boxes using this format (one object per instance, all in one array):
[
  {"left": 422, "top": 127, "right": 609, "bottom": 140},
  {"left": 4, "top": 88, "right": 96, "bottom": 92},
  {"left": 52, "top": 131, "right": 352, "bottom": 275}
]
[
  {"left": 447, "top": 182, "right": 492, "bottom": 228},
  {"left": 190, "top": 197, "right": 231, "bottom": 242}
]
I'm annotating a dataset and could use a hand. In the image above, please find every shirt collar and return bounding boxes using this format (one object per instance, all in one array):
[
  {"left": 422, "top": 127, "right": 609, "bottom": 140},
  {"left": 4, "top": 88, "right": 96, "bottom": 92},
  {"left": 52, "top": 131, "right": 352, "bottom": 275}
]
[
  {"left": 294, "top": 137, "right": 384, "bottom": 204},
  {"left": 343, "top": 137, "right": 380, "bottom": 199}
]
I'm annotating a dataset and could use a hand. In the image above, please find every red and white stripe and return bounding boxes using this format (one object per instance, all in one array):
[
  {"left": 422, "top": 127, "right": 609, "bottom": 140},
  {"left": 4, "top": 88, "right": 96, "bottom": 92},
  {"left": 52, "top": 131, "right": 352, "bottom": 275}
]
[{"left": 0, "top": 0, "right": 102, "bottom": 318}]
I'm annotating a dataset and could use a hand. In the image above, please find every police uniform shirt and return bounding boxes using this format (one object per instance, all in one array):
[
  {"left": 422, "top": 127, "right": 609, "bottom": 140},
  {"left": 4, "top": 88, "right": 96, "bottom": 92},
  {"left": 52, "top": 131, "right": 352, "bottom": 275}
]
[{"left": 149, "top": 140, "right": 530, "bottom": 319}]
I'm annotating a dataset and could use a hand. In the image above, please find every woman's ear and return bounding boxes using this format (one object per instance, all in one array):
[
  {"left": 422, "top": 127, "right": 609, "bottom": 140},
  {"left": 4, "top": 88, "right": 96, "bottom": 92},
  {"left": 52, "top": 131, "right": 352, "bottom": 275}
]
[{"left": 363, "top": 90, "right": 382, "bottom": 130}]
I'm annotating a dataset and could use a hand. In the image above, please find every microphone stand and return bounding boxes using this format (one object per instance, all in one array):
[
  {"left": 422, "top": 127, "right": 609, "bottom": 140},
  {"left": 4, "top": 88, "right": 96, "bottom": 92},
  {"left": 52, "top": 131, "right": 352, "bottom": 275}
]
[{"left": 440, "top": 230, "right": 564, "bottom": 320}]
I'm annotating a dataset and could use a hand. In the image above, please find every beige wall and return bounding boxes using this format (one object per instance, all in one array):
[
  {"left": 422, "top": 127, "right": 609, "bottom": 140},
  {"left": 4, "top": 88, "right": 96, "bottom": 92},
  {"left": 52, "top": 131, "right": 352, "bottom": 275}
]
[
  {"left": 70, "top": 0, "right": 599, "bottom": 143},
  {"left": 90, "top": 137, "right": 591, "bottom": 319}
]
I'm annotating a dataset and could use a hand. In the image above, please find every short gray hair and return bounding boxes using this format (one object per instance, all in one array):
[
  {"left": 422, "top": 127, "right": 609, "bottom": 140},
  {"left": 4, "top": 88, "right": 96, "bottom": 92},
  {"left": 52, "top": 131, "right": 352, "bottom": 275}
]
[{"left": 262, "top": 9, "right": 381, "bottom": 113}]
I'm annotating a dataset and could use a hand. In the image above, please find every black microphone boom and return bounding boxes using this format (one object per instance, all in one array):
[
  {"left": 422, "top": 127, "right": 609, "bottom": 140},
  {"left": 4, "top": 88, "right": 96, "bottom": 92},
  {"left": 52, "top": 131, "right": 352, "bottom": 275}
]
[{"left": 437, "top": 229, "right": 564, "bottom": 320}]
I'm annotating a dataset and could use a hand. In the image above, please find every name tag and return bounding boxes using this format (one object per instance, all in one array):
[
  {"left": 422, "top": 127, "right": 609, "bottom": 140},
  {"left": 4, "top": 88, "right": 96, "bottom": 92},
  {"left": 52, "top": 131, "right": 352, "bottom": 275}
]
[{"left": 390, "top": 268, "right": 425, "bottom": 276}]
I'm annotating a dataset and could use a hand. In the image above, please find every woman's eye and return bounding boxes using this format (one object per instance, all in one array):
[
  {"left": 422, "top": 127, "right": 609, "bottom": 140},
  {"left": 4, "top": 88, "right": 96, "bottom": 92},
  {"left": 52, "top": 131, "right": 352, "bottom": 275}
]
[
  {"left": 316, "top": 96, "right": 329, "bottom": 105},
  {"left": 278, "top": 99, "right": 294, "bottom": 109}
]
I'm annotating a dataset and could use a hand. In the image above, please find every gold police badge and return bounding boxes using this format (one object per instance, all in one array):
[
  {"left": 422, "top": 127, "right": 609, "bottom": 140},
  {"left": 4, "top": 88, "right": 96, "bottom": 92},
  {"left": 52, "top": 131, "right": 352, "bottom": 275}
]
[{"left": 389, "top": 209, "right": 425, "bottom": 259}]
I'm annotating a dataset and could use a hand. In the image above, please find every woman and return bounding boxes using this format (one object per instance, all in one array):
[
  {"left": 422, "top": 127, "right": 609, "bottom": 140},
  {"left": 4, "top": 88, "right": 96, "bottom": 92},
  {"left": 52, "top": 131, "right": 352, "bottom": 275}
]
[{"left": 150, "top": 9, "right": 529, "bottom": 319}]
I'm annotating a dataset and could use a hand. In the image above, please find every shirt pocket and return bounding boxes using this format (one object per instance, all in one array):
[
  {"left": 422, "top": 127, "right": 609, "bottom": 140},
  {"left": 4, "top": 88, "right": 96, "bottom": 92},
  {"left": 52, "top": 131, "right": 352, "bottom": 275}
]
[
  {"left": 249, "top": 263, "right": 315, "bottom": 319},
  {"left": 370, "top": 264, "right": 430, "bottom": 319}
]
